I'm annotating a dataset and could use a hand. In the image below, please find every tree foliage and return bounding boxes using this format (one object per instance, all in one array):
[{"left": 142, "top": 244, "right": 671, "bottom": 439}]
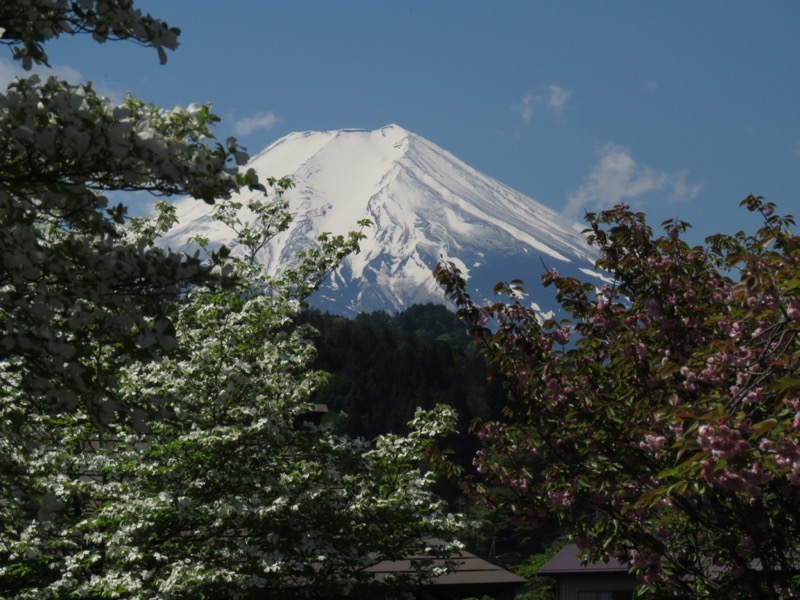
[
  {"left": 1, "top": 4, "right": 465, "bottom": 597},
  {"left": 0, "top": 19, "right": 260, "bottom": 429},
  {"left": 436, "top": 197, "right": 800, "bottom": 598},
  {"left": 511, "top": 538, "right": 566, "bottom": 600},
  {"left": 0, "top": 0, "right": 181, "bottom": 68}
]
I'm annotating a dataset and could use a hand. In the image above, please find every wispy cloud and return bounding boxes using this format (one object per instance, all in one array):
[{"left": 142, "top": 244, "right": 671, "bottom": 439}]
[
  {"left": 513, "top": 94, "right": 536, "bottom": 123},
  {"left": 669, "top": 171, "right": 704, "bottom": 202},
  {"left": 793, "top": 142, "right": 800, "bottom": 159},
  {"left": 0, "top": 59, "right": 22, "bottom": 88},
  {"left": 563, "top": 143, "right": 703, "bottom": 218},
  {"left": 233, "top": 111, "right": 279, "bottom": 136},
  {"left": 512, "top": 84, "right": 572, "bottom": 123},
  {"left": 545, "top": 84, "right": 571, "bottom": 114},
  {"left": 0, "top": 58, "right": 122, "bottom": 102},
  {"left": 0, "top": 58, "right": 83, "bottom": 88}
]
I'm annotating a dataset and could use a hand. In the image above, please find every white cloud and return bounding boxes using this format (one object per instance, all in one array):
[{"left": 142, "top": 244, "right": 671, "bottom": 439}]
[
  {"left": 669, "top": 170, "right": 704, "bottom": 202},
  {"left": 793, "top": 143, "right": 800, "bottom": 159},
  {"left": 513, "top": 94, "right": 536, "bottom": 123},
  {"left": 233, "top": 111, "right": 279, "bottom": 136},
  {"left": 47, "top": 63, "right": 83, "bottom": 84},
  {"left": 0, "top": 58, "right": 83, "bottom": 88},
  {"left": 563, "top": 143, "right": 703, "bottom": 218},
  {"left": 0, "top": 59, "right": 22, "bottom": 88},
  {"left": 512, "top": 84, "right": 572, "bottom": 123},
  {"left": 0, "top": 58, "right": 123, "bottom": 102},
  {"left": 545, "top": 84, "right": 571, "bottom": 114}
]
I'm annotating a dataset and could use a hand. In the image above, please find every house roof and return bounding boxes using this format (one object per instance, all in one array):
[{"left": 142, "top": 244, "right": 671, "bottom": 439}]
[
  {"left": 538, "top": 544, "right": 630, "bottom": 575},
  {"left": 366, "top": 541, "right": 527, "bottom": 586}
]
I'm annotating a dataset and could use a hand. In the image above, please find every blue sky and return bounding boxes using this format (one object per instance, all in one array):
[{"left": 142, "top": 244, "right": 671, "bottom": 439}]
[{"left": 4, "top": 1, "right": 799, "bottom": 243}]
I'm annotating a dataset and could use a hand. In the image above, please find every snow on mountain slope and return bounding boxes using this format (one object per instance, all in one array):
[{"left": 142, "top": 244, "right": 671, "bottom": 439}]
[{"left": 161, "top": 124, "right": 601, "bottom": 315}]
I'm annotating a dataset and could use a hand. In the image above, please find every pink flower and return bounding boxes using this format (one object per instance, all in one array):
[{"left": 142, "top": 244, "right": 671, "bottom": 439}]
[
  {"left": 552, "top": 325, "right": 571, "bottom": 345},
  {"left": 697, "top": 424, "right": 749, "bottom": 460},
  {"left": 547, "top": 490, "right": 574, "bottom": 508}
]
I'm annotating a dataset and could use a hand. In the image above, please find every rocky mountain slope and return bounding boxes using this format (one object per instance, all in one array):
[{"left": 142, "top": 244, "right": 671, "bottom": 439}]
[{"left": 162, "top": 124, "right": 602, "bottom": 316}]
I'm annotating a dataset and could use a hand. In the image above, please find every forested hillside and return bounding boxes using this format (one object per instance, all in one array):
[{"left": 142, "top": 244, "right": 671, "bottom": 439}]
[{"left": 300, "top": 303, "right": 505, "bottom": 445}]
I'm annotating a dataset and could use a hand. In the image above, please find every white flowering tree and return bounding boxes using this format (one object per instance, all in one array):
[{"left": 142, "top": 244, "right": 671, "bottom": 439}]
[
  {"left": 0, "top": 1, "right": 260, "bottom": 426},
  {"left": 1, "top": 3, "right": 465, "bottom": 597},
  {"left": 4, "top": 199, "right": 464, "bottom": 598}
]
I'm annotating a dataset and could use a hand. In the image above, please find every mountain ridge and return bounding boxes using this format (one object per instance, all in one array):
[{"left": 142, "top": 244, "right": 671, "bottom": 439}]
[{"left": 162, "top": 124, "right": 601, "bottom": 315}]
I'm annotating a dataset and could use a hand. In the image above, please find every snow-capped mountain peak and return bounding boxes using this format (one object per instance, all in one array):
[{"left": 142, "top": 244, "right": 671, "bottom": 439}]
[{"left": 161, "top": 124, "right": 600, "bottom": 315}]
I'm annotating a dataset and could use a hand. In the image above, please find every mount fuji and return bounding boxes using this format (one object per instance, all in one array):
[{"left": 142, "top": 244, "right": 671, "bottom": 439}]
[{"left": 162, "top": 124, "right": 603, "bottom": 316}]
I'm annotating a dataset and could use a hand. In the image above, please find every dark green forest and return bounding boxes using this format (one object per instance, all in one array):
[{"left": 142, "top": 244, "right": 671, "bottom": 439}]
[{"left": 301, "top": 303, "right": 505, "bottom": 442}]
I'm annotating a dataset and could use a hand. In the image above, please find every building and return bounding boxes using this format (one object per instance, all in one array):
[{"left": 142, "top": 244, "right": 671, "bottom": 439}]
[
  {"left": 367, "top": 540, "right": 528, "bottom": 600},
  {"left": 537, "top": 544, "right": 635, "bottom": 600}
]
